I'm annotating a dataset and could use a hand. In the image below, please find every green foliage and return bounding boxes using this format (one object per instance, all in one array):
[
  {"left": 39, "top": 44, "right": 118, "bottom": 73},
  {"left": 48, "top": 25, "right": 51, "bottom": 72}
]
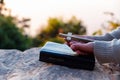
[
  {"left": 0, "top": 15, "right": 32, "bottom": 51},
  {"left": 107, "top": 21, "right": 120, "bottom": 31},
  {"left": 0, "top": 0, "right": 32, "bottom": 50},
  {"left": 92, "top": 29, "right": 102, "bottom": 35},
  {"left": 33, "top": 16, "right": 86, "bottom": 47}
]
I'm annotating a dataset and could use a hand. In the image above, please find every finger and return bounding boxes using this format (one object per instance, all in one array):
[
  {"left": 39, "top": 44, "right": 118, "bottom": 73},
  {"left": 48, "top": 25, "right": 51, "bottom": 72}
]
[
  {"left": 65, "top": 40, "right": 79, "bottom": 47},
  {"left": 69, "top": 41, "right": 78, "bottom": 45},
  {"left": 70, "top": 43, "right": 85, "bottom": 51},
  {"left": 70, "top": 44, "right": 77, "bottom": 51},
  {"left": 70, "top": 40, "right": 85, "bottom": 45},
  {"left": 75, "top": 43, "right": 86, "bottom": 50},
  {"left": 71, "top": 42, "right": 94, "bottom": 53},
  {"left": 75, "top": 50, "right": 88, "bottom": 55}
]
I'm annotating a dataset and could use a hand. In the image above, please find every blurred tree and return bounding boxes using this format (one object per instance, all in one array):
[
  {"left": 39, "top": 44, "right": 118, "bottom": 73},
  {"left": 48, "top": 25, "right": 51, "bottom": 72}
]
[
  {"left": 0, "top": 16, "right": 32, "bottom": 50},
  {"left": 92, "top": 29, "right": 102, "bottom": 35},
  {"left": 0, "top": 0, "right": 11, "bottom": 16},
  {"left": 0, "top": 0, "right": 32, "bottom": 50},
  {"left": 63, "top": 16, "right": 86, "bottom": 34},
  {"left": 33, "top": 16, "right": 86, "bottom": 46},
  {"left": 16, "top": 17, "right": 31, "bottom": 36},
  {"left": 103, "top": 12, "right": 120, "bottom": 32},
  {"left": 0, "top": 0, "right": 4, "bottom": 15}
]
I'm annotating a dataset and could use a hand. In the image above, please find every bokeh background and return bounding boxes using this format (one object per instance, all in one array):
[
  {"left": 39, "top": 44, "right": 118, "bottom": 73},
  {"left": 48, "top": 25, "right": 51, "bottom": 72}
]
[{"left": 0, "top": 0, "right": 120, "bottom": 50}]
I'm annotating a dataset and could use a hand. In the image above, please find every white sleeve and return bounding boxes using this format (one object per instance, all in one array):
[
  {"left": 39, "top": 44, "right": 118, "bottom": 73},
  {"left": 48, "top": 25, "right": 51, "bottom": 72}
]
[
  {"left": 92, "top": 27, "right": 120, "bottom": 41},
  {"left": 94, "top": 39, "right": 120, "bottom": 64}
]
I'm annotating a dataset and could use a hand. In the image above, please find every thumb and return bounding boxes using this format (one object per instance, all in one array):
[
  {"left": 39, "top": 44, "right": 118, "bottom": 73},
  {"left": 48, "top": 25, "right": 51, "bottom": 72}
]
[
  {"left": 71, "top": 43, "right": 86, "bottom": 51},
  {"left": 71, "top": 42, "right": 94, "bottom": 53}
]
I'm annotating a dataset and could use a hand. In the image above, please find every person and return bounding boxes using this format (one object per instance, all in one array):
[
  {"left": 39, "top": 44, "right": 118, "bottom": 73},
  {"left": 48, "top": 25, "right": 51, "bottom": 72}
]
[{"left": 66, "top": 27, "right": 120, "bottom": 64}]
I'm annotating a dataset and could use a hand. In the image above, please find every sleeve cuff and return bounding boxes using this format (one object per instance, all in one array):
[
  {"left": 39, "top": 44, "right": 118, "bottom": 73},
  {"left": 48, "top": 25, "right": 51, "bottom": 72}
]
[{"left": 94, "top": 40, "right": 115, "bottom": 64}]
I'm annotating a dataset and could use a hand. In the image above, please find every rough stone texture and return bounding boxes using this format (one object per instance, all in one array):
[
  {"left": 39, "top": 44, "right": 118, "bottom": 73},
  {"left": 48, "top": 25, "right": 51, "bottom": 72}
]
[{"left": 0, "top": 48, "right": 111, "bottom": 80}]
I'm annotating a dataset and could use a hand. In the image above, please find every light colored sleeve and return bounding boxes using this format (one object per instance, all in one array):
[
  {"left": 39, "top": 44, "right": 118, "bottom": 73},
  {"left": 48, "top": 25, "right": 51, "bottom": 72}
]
[
  {"left": 92, "top": 27, "right": 120, "bottom": 41},
  {"left": 94, "top": 39, "right": 120, "bottom": 64},
  {"left": 109, "top": 27, "right": 120, "bottom": 39}
]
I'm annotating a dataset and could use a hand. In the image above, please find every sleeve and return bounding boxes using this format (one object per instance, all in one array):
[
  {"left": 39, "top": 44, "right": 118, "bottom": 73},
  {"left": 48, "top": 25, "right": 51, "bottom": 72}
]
[
  {"left": 94, "top": 39, "right": 120, "bottom": 64},
  {"left": 92, "top": 27, "right": 120, "bottom": 41},
  {"left": 109, "top": 27, "right": 120, "bottom": 39}
]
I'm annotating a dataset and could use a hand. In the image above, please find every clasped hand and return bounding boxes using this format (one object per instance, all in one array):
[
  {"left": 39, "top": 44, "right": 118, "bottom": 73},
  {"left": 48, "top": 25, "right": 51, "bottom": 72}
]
[{"left": 66, "top": 35, "right": 94, "bottom": 55}]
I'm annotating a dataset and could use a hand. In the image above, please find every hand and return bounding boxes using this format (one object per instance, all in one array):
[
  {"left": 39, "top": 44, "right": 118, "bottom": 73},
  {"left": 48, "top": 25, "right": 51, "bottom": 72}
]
[{"left": 69, "top": 41, "right": 94, "bottom": 55}]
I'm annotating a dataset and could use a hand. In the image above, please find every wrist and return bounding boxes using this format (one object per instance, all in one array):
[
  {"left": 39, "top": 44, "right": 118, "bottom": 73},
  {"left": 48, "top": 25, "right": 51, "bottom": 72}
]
[{"left": 86, "top": 42, "right": 94, "bottom": 53}]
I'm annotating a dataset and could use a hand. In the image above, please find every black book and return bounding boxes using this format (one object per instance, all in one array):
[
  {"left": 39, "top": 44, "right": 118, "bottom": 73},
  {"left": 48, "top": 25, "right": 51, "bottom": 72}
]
[{"left": 39, "top": 42, "right": 95, "bottom": 70}]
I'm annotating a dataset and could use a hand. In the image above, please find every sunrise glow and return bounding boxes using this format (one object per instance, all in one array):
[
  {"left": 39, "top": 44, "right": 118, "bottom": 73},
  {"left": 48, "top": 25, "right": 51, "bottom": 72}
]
[{"left": 5, "top": 0, "right": 120, "bottom": 36}]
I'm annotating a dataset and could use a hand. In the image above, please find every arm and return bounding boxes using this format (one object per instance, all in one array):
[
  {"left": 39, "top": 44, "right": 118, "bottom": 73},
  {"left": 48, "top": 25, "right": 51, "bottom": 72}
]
[
  {"left": 61, "top": 27, "right": 120, "bottom": 43},
  {"left": 69, "top": 31, "right": 116, "bottom": 42},
  {"left": 92, "top": 27, "right": 120, "bottom": 41},
  {"left": 70, "top": 39, "right": 120, "bottom": 64}
]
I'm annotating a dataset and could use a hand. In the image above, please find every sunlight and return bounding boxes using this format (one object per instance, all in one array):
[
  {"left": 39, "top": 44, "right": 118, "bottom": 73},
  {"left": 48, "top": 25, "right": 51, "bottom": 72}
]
[{"left": 5, "top": 0, "right": 120, "bottom": 35}]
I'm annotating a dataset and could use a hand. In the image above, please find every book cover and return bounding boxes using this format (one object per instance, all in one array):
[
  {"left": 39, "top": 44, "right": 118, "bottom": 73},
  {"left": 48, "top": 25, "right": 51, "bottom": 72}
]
[
  {"left": 39, "top": 41, "right": 95, "bottom": 70},
  {"left": 40, "top": 41, "right": 77, "bottom": 56}
]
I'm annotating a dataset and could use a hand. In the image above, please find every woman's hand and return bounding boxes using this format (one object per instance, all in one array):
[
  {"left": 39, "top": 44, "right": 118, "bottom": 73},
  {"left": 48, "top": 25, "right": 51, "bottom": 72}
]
[
  {"left": 64, "top": 35, "right": 94, "bottom": 55},
  {"left": 69, "top": 41, "right": 94, "bottom": 55}
]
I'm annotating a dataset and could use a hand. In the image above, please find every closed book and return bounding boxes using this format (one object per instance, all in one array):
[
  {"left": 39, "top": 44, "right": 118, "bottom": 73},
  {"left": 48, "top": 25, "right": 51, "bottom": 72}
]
[{"left": 39, "top": 42, "right": 95, "bottom": 70}]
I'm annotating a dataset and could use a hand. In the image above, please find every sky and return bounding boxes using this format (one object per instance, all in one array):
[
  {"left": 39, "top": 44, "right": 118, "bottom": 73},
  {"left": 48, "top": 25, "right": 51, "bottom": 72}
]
[{"left": 5, "top": 0, "right": 120, "bottom": 36}]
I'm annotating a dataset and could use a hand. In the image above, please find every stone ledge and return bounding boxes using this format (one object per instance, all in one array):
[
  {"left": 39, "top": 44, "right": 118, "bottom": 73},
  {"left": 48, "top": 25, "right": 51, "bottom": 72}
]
[{"left": 0, "top": 48, "right": 110, "bottom": 80}]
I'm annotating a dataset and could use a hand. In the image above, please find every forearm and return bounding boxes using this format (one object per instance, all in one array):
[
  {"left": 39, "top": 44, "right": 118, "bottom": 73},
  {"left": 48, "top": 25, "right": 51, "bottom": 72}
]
[
  {"left": 94, "top": 39, "right": 120, "bottom": 64},
  {"left": 92, "top": 33, "right": 114, "bottom": 41},
  {"left": 75, "top": 33, "right": 115, "bottom": 41},
  {"left": 92, "top": 27, "right": 120, "bottom": 41}
]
